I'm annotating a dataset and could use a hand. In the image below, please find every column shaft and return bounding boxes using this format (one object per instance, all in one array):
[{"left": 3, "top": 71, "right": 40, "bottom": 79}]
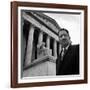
[
  {"left": 25, "top": 24, "right": 34, "bottom": 67},
  {"left": 38, "top": 31, "right": 43, "bottom": 44},
  {"left": 46, "top": 35, "right": 50, "bottom": 49},
  {"left": 53, "top": 39, "right": 57, "bottom": 58},
  {"left": 59, "top": 44, "right": 61, "bottom": 55}
]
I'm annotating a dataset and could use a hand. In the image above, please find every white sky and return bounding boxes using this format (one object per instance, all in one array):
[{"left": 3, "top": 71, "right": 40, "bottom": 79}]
[{"left": 44, "top": 13, "right": 81, "bottom": 44}]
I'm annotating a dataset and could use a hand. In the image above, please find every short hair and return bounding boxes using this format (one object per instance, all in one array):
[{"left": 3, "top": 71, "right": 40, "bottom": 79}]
[{"left": 58, "top": 28, "right": 69, "bottom": 36}]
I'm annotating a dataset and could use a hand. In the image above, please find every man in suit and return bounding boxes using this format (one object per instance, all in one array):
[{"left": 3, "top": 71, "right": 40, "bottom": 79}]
[{"left": 56, "top": 28, "right": 79, "bottom": 75}]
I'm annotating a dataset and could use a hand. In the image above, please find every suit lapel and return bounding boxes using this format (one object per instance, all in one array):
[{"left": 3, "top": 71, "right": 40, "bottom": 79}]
[{"left": 62, "top": 45, "right": 72, "bottom": 62}]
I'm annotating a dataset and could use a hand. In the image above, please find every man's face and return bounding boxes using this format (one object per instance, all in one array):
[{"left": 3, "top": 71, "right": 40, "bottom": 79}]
[{"left": 59, "top": 30, "right": 70, "bottom": 48}]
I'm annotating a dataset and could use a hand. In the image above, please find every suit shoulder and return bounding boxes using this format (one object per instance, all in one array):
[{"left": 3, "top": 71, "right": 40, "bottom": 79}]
[
  {"left": 71, "top": 44, "right": 79, "bottom": 51},
  {"left": 72, "top": 44, "right": 79, "bottom": 48}
]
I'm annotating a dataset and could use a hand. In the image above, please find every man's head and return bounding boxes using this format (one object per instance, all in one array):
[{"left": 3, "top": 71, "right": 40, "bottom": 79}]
[{"left": 58, "top": 28, "right": 71, "bottom": 48}]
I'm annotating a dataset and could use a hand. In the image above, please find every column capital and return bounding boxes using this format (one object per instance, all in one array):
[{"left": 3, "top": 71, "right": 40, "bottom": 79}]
[
  {"left": 40, "top": 30, "right": 43, "bottom": 33},
  {"left": 30, "top": 23, "right": 35, "bottom": 28}
]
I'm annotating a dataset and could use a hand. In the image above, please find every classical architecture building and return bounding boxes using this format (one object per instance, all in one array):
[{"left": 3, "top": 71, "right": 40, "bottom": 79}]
[{"left": 21, "top": 11, "right": 61, "bottom": 77}]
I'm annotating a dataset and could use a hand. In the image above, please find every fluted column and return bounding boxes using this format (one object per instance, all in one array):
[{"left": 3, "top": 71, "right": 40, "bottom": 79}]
[
  {"left": 53, "top": 39, "right": 57, "bottom": 58},
  {"left": 25, "top": 24, "right": 35, "bottom": 67},
  {"left": 38, "top": 31, "right": 43, "bottom": 44},
  {"left": 46, "top": 35, "right": 50, "bottom": 49}
]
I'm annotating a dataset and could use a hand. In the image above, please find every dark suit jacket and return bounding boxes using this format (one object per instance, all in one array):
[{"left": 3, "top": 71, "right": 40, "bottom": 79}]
[{"left": 56, "top": 44, "right": 79, "bottom": 75}]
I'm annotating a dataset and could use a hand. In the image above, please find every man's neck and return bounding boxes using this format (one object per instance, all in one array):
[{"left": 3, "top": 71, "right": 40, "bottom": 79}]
[{"left": 62, "top": 43, "right": 71, "bottom": 50}]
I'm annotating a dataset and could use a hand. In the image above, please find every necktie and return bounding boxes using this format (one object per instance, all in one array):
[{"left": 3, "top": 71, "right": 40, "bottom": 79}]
[{"left": 60, "top": 48, "right": 66, "bottom": 61}]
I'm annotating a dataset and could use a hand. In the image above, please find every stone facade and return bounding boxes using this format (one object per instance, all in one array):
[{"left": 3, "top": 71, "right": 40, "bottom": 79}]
[{"left": 22, "top": 11, "right": 61, "bottom": 77}]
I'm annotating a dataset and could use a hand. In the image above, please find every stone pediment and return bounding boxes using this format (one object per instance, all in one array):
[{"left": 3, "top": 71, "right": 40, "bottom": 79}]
[{"left": 26, "top": 12, "right": 61, "bottom": 35}]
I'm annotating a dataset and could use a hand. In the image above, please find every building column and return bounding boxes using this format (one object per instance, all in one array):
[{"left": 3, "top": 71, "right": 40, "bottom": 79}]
[
  {"left": 53, "top": 39, "right": 57, "bottom": 58},
  {"left": 46, "top": 35, "right": 50, "bottom": 49},
  {"left": 59, "top": 44, "right": 61, "bottom": 55},
  {"left": 25, "top": 24, "right": 35, "bottom": 67},
  {"left": 38, "top": 30, "right": 43, "bottom": 44}
]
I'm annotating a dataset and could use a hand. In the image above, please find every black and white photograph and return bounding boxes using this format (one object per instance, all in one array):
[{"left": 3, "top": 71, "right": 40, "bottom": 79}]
[
  {"left": 21, "top": 10, "right": 80, "bottom": 77},
  {"left": 11, "top": 1, "right": 87, "bottom": 88}
]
